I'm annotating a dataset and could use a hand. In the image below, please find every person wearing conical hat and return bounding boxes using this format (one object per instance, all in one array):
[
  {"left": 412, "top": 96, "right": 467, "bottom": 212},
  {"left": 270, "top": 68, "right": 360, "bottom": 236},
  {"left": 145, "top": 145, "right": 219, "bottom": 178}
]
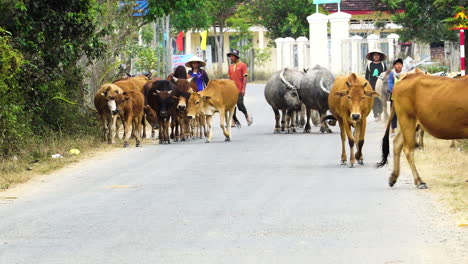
[
  {"left": 185, "top": 55, "right": 209, "bottom": 91},
  {"left": 365, "top": 49, "right": 387, "bottom": 121}
]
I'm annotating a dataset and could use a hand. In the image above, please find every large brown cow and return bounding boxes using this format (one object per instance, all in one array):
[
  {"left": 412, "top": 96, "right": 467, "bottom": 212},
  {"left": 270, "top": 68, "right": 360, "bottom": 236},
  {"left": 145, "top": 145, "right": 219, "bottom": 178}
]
[
  {"left": 326, "top": 73, "right": 379, "bottom": 167},
  {"left": 377, "top": 73, "right": 468, "bottom": 189},
  {"left": 187, "top": 79, "right": 238, "bottom": 143},
  {"left": 94, "top": 84, "right": 124, "bottom": 144}
]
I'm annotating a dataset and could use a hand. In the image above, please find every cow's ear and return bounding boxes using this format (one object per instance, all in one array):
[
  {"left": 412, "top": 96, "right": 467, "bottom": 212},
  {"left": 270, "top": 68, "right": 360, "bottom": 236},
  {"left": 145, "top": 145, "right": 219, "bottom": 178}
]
[
  {"left": 334, "top": 91, "right": 348, "bottom": 97},
  {"left": 202, "top": 96, "right": 211, "bottom": 101},
  {"left": 345, "top": 82, "right": 351, "bottom": 88},
  {"left": 172, "top": 96, "right": 179, "bottom": 100},
  {"left": 365, "top": 90, "right": 380, "bottom": 97},
  {"left": 363, "top": 83, "right": 368, "bottom": 88}
]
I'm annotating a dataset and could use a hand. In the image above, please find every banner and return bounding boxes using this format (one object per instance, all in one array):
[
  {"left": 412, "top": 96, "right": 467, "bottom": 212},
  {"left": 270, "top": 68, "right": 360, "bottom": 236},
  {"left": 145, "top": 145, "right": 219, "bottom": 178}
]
[
  {"left": 200, "top": 30, "right": 208, "bottom": 50},
  {"left": 172, "top": 54, "right": 194, "bottom": 67},
  {"left": 176, "top": 32, "right": 184, "bottom": 52}
]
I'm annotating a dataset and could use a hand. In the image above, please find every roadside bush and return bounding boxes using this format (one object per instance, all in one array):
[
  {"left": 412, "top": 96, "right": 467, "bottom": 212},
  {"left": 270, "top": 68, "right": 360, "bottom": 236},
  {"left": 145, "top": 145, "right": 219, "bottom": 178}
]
[{"left": 0, "top": 28, "right": 31, "bottom": 157}]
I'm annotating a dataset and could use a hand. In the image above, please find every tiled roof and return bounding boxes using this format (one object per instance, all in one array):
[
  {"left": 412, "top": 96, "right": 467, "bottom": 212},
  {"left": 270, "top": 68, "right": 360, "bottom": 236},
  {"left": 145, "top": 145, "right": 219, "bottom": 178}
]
[{"left": 321, "top": 0, "right": 388, "bottom": 13}]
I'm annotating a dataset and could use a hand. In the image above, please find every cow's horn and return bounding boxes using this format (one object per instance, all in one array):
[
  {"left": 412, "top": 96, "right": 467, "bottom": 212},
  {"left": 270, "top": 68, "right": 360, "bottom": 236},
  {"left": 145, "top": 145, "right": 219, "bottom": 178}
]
[
  {"left": 320, "top": 78, "right": 330, "bottom": 94},
  {"left": 280, "top": 68, "right": 296, "bottom": 90},
  {"left": 172, "top": 76, "right": 179, "bottom": 82}
]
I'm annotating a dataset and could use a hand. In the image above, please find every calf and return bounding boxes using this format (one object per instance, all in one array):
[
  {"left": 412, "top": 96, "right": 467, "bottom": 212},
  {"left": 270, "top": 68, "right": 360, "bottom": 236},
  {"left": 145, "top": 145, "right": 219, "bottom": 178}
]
[{"left": 187, "top": 79, "right": 238, "bottom": 143}]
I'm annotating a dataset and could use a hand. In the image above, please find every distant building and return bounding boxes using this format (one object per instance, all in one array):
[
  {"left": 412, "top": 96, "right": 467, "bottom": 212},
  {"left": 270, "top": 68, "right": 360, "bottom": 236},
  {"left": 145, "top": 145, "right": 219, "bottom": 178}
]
[{"left": 322, "top": 0, "right": 402, "bottom": 38}]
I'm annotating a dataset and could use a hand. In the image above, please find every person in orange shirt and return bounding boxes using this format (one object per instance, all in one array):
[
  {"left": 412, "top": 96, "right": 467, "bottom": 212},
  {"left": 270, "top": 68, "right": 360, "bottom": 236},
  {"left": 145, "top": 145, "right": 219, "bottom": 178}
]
[{"left": 227, "top": 49, "right": 253, "bottom": 126}]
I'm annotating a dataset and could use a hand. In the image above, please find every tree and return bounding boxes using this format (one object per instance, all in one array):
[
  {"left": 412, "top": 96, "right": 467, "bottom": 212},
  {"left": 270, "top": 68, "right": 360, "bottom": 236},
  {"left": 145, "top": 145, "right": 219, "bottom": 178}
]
[
  {"left": 378, "top": 0, "right": 465, "bottom": 43},
  {"left": 245, "top": 0, "right": 316, "bottom": 41}
]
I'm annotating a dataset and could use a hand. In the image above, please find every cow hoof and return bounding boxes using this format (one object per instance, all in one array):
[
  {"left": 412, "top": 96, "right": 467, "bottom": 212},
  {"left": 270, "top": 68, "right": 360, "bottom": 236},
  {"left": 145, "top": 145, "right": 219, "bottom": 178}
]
[
  {"left": 358, "top": 160, "right": 364, "bottom": 165},
  {"left": 136, "top": 143, "right": 142, "bottom": 147},
  {"left": 123, "top": 142, "right": 129, "bottom": 148},
  {"left": 225, "top": 137, "right": 231, "bottom": 142},
  {"left": 349, "top": 163, "right": 355, "bottom": 168},
  {"left": 389, "top": 178, "right": 396, "bottom": 187},
  {"left": 417, "top": 183, "right": 428, "bottom": 189},
  {"left": 205, "top": 140, "right": 210, "bottom": 143},
  {"left": 326, "top": 129, "right": 332, "bottom": 133},
  {"left": 303, "top": 129, "right": 311, "bottom": 133}
]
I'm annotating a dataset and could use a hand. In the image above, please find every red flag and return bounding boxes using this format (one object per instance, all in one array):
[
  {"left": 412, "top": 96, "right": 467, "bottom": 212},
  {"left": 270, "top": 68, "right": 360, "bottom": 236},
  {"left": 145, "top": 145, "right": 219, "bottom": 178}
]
[{"left": 176, "top": 32, "right": 184, "bottom": 52}]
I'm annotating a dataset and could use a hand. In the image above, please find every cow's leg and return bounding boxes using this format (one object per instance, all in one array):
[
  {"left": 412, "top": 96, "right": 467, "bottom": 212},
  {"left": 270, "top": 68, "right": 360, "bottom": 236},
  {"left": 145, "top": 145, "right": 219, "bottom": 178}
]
[
  {"left": 158, "top": 118, "right": 164, "bottom": 144},
  {"left": 228, "top": 107, "right": 235, "bottom": 140},
  {"left": 311, "top": 110, "right": 321, "bottom": 126},
  {"left": 101, "top": 114, "right": 109, "bottom": 143},
  {"left": 343, "top": 120, "right": 356, "bottom": 167},
  {"left": 299, "top": 104, "right": 306, "bottom": 128},
  {"left": 389, "top": 130, "right": 404, "bottom": 187},
  {"left": 304, "top": 107, "right": 312, "bottom": 133},
  {"left": 110, "top": 115, "right": 119, "bottom": 144},
  {"left": 218, "top": 108, "right": 231, "bottom": 141},
  {"left": 382, "top": 98, "right": 389, "bottom": 122},
  {"left": 355, "top": 119, "right": 366, "bottom": 165},
  {"left": 141, "top": 115, "right": 147, "bottom": 139},
  {"left": 320, "top": 111, "right": 332, "bottom": 133},
  {"left": 400, "top": 118, "right": 427, "bottom": 188},
  {"left": 134, "top": 115, "right": 143, "bottom": 147},
  {"left": 123, "top": 115, "right": 132, "bottom": 148},
  {"left": 273, "top": 107, "right": 281, "bottom": 133},
  {"left": 291, "top": 109, "right": 297, "bottom": 133},
  {"left": 337, "top": 118, "right": 347, "bottom": 165},
  {"left": 166, "top": 118, "right": 171, "bottom": 144},
  {"left": 201, "top": 115, "right": 207, "bottom": 138},
  {"left": 205, "top": 115, "right": 213, "bottom": 143},
  {"left": 280, "top": 109, "right": 286, "bottom": 132},
  {"left": 285, "top": 110, "right": 292, "bottom": 134}
]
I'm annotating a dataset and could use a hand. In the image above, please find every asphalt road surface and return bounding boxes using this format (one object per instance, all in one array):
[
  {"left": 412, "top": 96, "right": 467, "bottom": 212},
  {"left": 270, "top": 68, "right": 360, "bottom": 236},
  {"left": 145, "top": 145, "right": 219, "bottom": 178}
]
[{"left": 0, "top": 83, "right": 467, "bottom": 263}]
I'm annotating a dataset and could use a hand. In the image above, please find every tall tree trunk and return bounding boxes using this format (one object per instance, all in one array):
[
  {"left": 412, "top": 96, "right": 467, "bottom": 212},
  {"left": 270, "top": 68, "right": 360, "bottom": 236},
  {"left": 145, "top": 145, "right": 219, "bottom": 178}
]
[{"left": 213, "top": 23, "right": 225, "bottom": 76}]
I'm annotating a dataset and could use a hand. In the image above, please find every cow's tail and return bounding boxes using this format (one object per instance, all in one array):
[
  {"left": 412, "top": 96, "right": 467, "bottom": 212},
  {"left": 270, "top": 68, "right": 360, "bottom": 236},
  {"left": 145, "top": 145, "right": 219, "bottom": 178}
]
[
  {"left": 376, "top": 107, "right": 394, "bottom": 168},
  {"left": 321, "top": 114, "right": 336, "bottom": 122}
]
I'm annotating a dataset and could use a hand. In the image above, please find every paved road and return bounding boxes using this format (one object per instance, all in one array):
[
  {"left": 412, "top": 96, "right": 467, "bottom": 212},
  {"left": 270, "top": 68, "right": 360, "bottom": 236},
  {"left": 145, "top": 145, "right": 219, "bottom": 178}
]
[{"left": 0, "top": 83, "right": 466, "bottom": 263}]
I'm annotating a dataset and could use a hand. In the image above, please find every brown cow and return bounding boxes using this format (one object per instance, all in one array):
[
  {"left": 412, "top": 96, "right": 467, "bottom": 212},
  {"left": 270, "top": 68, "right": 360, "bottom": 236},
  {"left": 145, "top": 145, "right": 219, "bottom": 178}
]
[
  {"left": 326, "top": 73, "right": 379, "bottom": 167},
  {"left": 378, "top": 73, "right": 468, "bottom": 189},
  {"left": 187, "top": 79, "right": 238, "bottom": 143},
  {"left": 94, "top": 84, "right": 124, "bottom": 144}
]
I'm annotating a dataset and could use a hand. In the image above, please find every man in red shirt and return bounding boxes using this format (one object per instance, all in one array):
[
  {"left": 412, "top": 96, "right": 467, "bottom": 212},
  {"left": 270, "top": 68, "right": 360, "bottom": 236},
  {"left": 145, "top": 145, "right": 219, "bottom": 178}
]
[{"left": 227, "top": 49, "right": 253, "bottom": 126}]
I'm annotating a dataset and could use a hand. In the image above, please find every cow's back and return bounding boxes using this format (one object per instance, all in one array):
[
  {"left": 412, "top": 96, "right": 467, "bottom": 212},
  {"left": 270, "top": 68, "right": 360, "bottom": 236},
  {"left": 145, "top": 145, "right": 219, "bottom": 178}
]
[
  {"left": 114, "top": 76, "right": 147, "bottom": 92},
  {"left": 202, "top": 79, "right": 238, "bottom": 109},
  {"left": 394, "top": 74, "right": 468, "bottom": 138}
]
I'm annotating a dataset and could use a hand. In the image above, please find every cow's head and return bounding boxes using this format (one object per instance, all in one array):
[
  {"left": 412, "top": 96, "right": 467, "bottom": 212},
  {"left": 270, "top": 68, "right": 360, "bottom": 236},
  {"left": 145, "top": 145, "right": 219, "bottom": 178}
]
[
  {"left": 334, "top": 74, "right": 379, "bottom": 121},
  {"left": 101, "top": 84, "right": 126, "bottom": 115},
  {"left": 152, "top": 89, "right": 173, "bottom": 118},
  {"left": 187, "top": 92, "right": 210, "bottom": 119}
]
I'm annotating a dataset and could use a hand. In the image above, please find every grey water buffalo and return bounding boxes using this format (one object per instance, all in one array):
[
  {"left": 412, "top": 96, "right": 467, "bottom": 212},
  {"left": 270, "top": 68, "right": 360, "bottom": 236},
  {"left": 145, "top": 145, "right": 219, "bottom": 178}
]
[
  {"left": 299, "top": 64, "right": 335, "bottom": 133},
  {"left": 264, "top": 68, "right": 304, "bottom": 133}
]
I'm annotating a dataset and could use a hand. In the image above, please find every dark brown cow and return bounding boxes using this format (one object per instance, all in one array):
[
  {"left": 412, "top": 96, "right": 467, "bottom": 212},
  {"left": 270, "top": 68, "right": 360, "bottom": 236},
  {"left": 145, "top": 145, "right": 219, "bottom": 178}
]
[
  {"left": 378, "top": 73, "right": 468, "bottom": 189},
  {"left": 146, "top": 80, "right": 176, "bottom": 144},
  {"left": 326, "top": 73, "right": 378, "bottom": 167}
]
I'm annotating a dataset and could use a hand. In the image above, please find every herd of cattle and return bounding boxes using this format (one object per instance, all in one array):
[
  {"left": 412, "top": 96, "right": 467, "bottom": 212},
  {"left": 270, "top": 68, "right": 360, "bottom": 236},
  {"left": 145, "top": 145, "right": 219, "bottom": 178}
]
[
  {"left": 94, "top": 74, "right": 239, "bottom": 148},
  {"left": 94, "top": 66, "right": 468, "bottom": 189},
  {"left": 269, "top": 65, "right": 468, "bottom": 189}
]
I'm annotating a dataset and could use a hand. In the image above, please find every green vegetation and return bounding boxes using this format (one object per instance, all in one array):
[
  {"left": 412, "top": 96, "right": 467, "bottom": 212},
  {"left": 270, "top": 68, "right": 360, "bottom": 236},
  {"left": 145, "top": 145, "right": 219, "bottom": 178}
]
[{"left": 378, "top": 0, "right": 465, "bottom": 42}]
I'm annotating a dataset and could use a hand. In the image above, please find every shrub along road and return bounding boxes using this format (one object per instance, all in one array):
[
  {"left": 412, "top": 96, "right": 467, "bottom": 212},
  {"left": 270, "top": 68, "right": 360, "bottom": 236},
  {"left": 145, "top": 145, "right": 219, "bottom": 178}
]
[{"left": 0, "top": 83, "right": 466, "bottom": 263}]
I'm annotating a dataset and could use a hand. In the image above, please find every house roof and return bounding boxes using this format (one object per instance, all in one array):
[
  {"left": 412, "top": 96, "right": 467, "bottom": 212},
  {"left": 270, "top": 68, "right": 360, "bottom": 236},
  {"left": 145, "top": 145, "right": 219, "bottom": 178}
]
[{"left": 322, "top": 0, "right": 389, "bottom": 15}]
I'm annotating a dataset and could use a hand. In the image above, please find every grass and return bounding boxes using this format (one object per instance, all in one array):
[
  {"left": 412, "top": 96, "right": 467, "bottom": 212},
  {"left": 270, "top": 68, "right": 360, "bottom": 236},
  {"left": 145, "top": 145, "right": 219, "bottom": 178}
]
[
  {"left": 0, "top": 134, "right": 116, "bottom": 190},
  {"left": 413, "top": 137, "right": 468, "bottom": 221}
]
